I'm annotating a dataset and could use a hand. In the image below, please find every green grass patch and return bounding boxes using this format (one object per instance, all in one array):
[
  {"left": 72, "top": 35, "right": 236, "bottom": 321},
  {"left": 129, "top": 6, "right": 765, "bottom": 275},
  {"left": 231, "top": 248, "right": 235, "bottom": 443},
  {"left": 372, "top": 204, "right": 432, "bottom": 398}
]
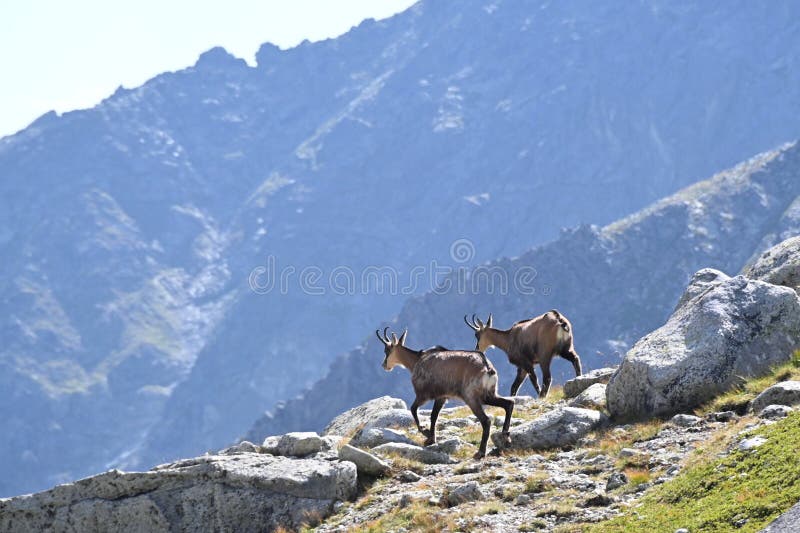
[
  {"left": 701, "top": 350, "right": 800, "bottom": 415},
  {"left": 589, "top": 410, "right": 800, "bottom": 532}
]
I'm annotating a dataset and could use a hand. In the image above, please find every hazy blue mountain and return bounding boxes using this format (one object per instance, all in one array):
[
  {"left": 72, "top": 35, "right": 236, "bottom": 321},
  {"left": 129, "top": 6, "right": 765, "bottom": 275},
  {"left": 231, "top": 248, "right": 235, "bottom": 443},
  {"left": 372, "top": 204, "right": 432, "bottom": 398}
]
[
  {"left": 2, "top": 0, "right": 800, "bottom": 496},
  {"left": 246, "top": 142, "right": 800, "bottom": 442}
]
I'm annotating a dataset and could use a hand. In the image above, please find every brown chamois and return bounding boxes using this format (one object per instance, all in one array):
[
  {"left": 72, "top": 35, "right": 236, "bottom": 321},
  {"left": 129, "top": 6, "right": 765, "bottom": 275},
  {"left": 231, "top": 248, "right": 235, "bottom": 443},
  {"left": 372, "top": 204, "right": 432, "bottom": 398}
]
[
  {"left": 464, "top": 310, "right": 582, "bottom": 398},
  {"left": 376, "top": 327, "right": 513, "bottom": 458}
]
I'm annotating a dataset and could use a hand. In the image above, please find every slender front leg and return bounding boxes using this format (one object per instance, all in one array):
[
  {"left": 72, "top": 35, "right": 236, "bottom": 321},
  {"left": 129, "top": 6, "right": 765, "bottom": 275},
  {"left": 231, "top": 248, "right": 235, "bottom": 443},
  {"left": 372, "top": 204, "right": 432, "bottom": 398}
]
[
  {"left": 467, "top": 400, "right": 491, "bottom": 459},
  {"left": 426, "top": 398, "right": 446, "bottom": 446},
  {"left": 410, "top": 397, "right": 430, "bottom": 438},
  {"left": 561, "top": 348, "right": 583, "bottom": 376},
  {"left": 540, "top": 362, "right": 553, "bottom": 398},
  {"left": 509, "top": 367, "right": 527, "bottom": 396}
]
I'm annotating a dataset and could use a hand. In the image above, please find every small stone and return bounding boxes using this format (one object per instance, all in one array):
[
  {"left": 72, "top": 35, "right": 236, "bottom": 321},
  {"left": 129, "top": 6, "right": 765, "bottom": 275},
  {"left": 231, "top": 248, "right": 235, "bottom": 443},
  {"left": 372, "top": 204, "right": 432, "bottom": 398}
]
[
  {"left": 351, "top": 427, "right": 415, "bottom": 448},
  {"left": 372, "top": 442, "right": 454, "bottom": 464},
  {"left": 670, "top": 414, "right": 702, "bottom": 427},
  {"left": 445, "top": 481, "right": 485, "bottom": 506},
  {"left": 426, "top": 437, "right": 465, "bottom": 455},
  {"left": 666, "top": 465, "right": 681, "bottom": 476},
  {"left": 606, "top": 472, "right": 628, "bottom": 490},
  {"left": 711, "top": 411, "right": 737, "bottom": 422},
  {"left": 619, "top": 448, "right": 644, "bottom": 458},
  {"left": 675, "top": 529, "right": 690, "bottom": 533},
  {"left": 583, "top": 490, "right": 616, "bottom": 507},
  {"left": 398, "top": 470, "right": 422, "bottom": 483},
  {"left": 515, "top": 494, "right": 531, "bottom": 506},
  {"left": 635, "top": 482, "right": 652, "bottom": 492},
  {"left": 218, "top": 441, "right": 259, "bottom": 455},
  {"left": 738, "top": 436, "right": 767, "bottom": 451},
  {"left": 758, "top": 404, "right": 794, "bottom": 420}
]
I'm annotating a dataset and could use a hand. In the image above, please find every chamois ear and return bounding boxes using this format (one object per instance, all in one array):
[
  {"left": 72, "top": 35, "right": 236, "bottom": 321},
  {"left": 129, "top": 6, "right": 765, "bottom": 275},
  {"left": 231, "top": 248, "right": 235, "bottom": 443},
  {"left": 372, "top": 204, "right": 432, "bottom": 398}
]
[
  {"left": 487, "top": 314, "right": 493, "bottom": 328},
  {"left": 398, "top": 329, "right": 407, "bottom": 346}
]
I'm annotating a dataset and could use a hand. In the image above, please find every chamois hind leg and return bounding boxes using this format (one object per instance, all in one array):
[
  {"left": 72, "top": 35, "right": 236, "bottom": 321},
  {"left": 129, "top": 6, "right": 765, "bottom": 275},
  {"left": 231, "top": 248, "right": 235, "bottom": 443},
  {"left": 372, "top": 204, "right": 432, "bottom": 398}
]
[
  {"left": 509, "top": 367, "right": 527, "bottom": 397},
  {"left": 409, "top": 397, "right": 431, "bottom": 439},
  {"left": 466, "top": 399, "right": 492, "bottom": 459},
  {"left": 484, "top": 395, "right": 514, "bottom": 449},
  {"left": 561, "top": 347, "right": 583, "bottom": 377},
  {"left": 426, "top": 398, "right": 446, "bottom": 446}
]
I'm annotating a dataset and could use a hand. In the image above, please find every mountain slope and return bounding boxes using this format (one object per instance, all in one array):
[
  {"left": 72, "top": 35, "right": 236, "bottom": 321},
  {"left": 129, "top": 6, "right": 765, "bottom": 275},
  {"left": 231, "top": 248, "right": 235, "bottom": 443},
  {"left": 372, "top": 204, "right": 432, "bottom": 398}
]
[
  {"left": 3, "top": 0, "right": 800, "bottom": 495},
  {"left": 246, "top": 142, "right": 800, "bottom": 442}
]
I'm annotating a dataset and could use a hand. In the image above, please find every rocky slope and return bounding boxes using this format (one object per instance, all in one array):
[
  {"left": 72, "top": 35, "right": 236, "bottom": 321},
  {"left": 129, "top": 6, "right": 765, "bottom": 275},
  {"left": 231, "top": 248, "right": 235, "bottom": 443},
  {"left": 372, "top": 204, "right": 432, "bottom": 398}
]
[
  {"left": 5, "top": 241, "right": 800, "bottom": 531},
  {"left": 247, "top": 142, "right": 800, "bottom": 443},
  {"left": 4, "top": 0, "right": 800, "bottom": 496}
]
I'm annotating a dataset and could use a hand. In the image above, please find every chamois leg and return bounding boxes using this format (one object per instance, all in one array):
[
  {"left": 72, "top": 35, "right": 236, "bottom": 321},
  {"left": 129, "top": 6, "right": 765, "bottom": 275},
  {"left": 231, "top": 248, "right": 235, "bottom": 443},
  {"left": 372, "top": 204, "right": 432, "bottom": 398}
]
[
  {"left": 467, "top": 400, "right": 492, "bottom": 459},
  {"left": 540, "top": 362, "right": 553, "bottom": 398},
  {"left": 509, "top": 367, "right": 527, "bottom": 397},
  {"left": 426, "top": 398, "right": 446, "bottom": 446},
  {"left": 484, "top": 395, "right": 514, "bottom": 449},
  {"left": 521, "top": 362, "right": 542, "bottom": 396},
  {"left": 561, "top": 348, "right": 583, "bottom": 377},
  {"left": 409, "top": 398, "right": 431, "bottom": 439}
]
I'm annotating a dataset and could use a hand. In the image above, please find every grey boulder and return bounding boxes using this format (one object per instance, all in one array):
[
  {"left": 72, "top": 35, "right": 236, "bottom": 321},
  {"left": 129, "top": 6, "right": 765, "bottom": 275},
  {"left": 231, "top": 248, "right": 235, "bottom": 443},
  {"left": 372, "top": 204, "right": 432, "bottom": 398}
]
[
  {"left": 751, "top": 381, "right": 800, "bottom": 413},
  {"left": 0, "top": 454, "right": 357, "bottom": 533},
  {"left": 563, "top": 368, "right": 617, "bottom": 398},
  {"left": 444, "top": 481, "right": 485, "bottom": 506},
  {"left": 758, "top": 404, "right": 794, "bottom": 420},
  {"left": 496, "top": 406, "right": 608, "bottom": 450},
  {"left": 568, "top": 383, "right": 607, "bottom": 409},
  {"left": 745, "top": 236, "right": 800, "bottom": 293},
  {"left": 607, "top": 272, "right": 800, "bottom": 420},
  {"left": 323, "top": 396, "right": 409, "bottom": 437}
]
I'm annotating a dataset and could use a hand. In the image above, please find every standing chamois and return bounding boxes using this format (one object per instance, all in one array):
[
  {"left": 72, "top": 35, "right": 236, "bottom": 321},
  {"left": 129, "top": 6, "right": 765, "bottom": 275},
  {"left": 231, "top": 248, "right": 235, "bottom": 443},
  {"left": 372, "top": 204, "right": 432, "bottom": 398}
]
[
  {"left": 464, "top": 310, "right": 582, "bottom": 398},
  {"left": 376, "top": 328, "right": 513, "bottom": 458}
]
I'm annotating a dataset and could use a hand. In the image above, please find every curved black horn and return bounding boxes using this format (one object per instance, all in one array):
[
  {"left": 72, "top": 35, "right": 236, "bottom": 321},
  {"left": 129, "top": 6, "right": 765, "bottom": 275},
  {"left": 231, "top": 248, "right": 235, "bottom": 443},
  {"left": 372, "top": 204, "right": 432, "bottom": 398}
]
[
  {"left": 475, "top": 315, "right": 484, "bottom": 328},
  {"left": 383, "top": 327, "right": 391, "bottom": 343},
  {"left": 376, "top": 329, "right": 388, "bottom": 346},
  {"left": 464, "top": 314, "right": 478, "bottom": 331}
]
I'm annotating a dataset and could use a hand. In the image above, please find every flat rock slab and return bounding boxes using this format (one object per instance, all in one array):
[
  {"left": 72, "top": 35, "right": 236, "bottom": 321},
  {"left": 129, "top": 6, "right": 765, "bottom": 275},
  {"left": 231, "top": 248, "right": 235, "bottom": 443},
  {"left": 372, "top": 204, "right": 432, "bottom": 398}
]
[
  {"left": 564, "top": 368, "right": 617, "bottom": 398},
  {"left": 350, "top": 427, "right": 415, "bottom": 448},
  {"left": 496, "top": 406, "right": 608, "bottom": 450},
  {"left": 0, "top": 454, "right": 357, "bottom": 533},
  {"left": 338, "top": 444, "right": 390, "bottom": 477},
  {"left": 371, "top": 443, "right": 455, "bottom": 465}
]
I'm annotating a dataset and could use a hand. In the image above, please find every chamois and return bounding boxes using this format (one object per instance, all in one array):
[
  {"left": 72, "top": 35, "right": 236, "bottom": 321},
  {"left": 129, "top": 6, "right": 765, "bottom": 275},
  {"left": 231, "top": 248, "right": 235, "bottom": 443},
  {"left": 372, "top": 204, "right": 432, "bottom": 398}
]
[
  {"left": 464, "top": 310, "right": 582, "bottom": 398},
  {"left": 376, "top": 327, "right": 513, "bottom": 458}
]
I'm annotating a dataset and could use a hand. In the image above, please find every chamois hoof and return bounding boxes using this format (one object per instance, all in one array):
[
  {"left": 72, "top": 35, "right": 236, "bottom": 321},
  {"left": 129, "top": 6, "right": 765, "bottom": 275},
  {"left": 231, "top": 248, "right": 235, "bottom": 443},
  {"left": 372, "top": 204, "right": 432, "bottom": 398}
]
[
  {"left": 423, "top": 436, "right": 436, "bottom": 447},
  {"left": 420, "top": 428, "right": 432, "bottom": 439},
  {"left": 499, "top": 432, "right": 512, "bottom": 448},
  {"left": 489, "top": 447, "right": 503, "bottom": 457},
  {"left": 472, "top": 450, "right": 486, "bottom": 460}
]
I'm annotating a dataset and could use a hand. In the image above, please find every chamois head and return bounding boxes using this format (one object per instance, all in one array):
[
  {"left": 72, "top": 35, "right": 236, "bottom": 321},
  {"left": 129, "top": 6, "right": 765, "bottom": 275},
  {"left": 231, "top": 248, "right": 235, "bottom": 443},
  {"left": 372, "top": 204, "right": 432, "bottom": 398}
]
[
  {"left": 376, "top": 327, "right": 408, "bottom": 371},
  {"left": 464, "top": 313, "right": 493, "bottom": 352}
]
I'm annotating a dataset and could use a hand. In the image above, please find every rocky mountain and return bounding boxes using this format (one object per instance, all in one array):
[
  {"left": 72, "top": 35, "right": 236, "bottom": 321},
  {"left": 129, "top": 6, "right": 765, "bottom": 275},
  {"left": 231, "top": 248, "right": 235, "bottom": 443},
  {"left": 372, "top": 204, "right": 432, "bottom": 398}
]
[
  {"left": 3, "top": 0, "right": 800, "bottom": 496},
  {"left": 247, "top": 141, "right": 800, "bottom": 442}
]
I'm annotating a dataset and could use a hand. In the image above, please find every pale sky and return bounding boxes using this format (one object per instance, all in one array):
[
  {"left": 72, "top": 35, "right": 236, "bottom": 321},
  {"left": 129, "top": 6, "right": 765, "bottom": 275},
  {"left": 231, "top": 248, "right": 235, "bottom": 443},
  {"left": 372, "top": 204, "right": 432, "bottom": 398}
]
[{"left": 0, "top": 0, "right": 417, "bottom": 138}]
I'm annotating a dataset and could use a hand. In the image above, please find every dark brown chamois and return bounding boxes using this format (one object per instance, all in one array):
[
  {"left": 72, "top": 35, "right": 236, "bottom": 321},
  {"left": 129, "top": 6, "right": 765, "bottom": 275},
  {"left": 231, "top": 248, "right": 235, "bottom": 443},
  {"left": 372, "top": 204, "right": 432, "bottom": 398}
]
[
  {"left": 376, "top": 327, "right": 513, "bottom": 458},
  {"left": 464, "top": 310, "right": 582, "bottom": 398}
]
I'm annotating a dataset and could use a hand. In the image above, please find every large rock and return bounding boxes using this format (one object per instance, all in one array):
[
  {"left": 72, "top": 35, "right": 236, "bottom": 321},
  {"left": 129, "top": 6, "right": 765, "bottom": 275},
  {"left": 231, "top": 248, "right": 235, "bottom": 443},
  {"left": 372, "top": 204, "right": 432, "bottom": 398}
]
[
  {"left": 275, "top": 432, "right": 326, "bottom": 457},
  {"left": 496, "top": 407, "right": 608, "bottom": 450},
  {"left": 0, "top": 454, "right": 357, "bottom": 532},
  {"left": 350, "top": 427, "right": 415, "bottom": 449},
  {"left": 569, "top": 383, "right": 608, "bottom": 409},
  {"left": 751, "top": 381, "right": 800, "bottom": 413},
  {"left": 607, "top": 272, "right": 800, "bottom": 420},
  {"left": 563, "top": 368, "right": 617, "bottom": 398},
  {"left": 338, "top": 445, "right": 390, "bottom": 477},
  {"left": 323, "top": 397, "right": 408, "bottom": 437},
  {"left": 746, "top": 236, "right": 800, "bottom": 293}
]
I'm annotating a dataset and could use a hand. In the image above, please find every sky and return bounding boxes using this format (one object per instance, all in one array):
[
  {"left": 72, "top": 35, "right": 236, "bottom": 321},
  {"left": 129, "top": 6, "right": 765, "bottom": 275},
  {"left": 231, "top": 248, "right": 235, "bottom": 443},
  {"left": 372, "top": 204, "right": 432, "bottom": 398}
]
[{"left": 0, "top": 0, "right": 417, "bottom": 138}]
